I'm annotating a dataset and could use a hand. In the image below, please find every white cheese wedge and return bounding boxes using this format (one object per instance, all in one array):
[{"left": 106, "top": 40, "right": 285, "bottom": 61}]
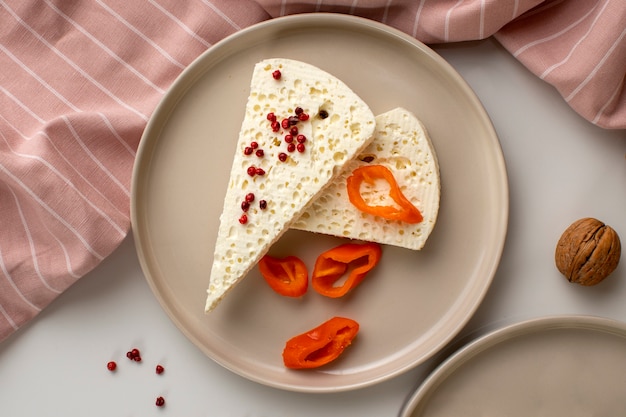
[
  {"left": 205, "top": 58, "right": 376, "bottom": 312},
  {"left": 292, "top": 107, "right": 440, "bottom": 250}
]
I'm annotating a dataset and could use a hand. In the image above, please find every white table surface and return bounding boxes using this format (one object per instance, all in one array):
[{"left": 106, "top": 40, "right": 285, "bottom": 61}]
[{"left": 1, "top": 37, "right": 625, "bottom": 417}]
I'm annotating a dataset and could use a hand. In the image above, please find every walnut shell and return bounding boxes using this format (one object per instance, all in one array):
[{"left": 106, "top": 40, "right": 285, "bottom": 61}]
[{"left": 555, "top": 217, "right": 621, "bottom": 286}]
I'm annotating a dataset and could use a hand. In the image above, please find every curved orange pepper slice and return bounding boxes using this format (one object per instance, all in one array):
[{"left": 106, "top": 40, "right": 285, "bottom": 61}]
[
  {"left": 312, "top": 242, "right": 382, "bottom": 298},
  {"left": 346, "top": 164, "right": 423, "bottom": 224},
  {"left": 282, "top": 316, "right": 359, "bottom": 369},
  {"left": 258, "top": 255, "right": 308, "bottom": 297}
]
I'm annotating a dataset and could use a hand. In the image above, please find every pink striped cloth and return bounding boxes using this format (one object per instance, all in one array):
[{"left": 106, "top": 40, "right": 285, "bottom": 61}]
[{"left": 0, "top": 0, "right": 624, "bottom": 343}]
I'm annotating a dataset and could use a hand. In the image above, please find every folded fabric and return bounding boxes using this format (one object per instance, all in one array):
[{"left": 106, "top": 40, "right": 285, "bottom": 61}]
[{"left": 0, "top": 0, "right": 624, "bottom": 344}]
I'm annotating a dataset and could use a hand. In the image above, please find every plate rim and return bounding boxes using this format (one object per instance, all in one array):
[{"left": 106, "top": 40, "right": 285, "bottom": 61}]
[
  {"left": 399, "top": 314, "right": 626, "bottom": 416},
  {"left": 131, "top": 12, "right": 509, "bottom": 393}
]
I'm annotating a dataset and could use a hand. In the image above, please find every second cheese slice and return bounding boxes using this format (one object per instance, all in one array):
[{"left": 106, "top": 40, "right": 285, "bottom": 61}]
[
  {"left": 292, "top": 107, "right": 440, "bottom": 251},
  {"left": 205, "top": 58, "right": 376, "bottom": 312}
]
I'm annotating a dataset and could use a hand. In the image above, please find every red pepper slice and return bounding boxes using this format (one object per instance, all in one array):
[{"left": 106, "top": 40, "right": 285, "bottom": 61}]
[
  {"left": 346, "top": 164, "right": 423, "bottom": 224},
  {"left": 282, "top": 316, "right": 359, "bottom": 369},
  {"left": 258, "top": 255, "right": 308, "bottom": 297},
  {"left": 311, "top": 242, "right": 382, "bottom": 298}
]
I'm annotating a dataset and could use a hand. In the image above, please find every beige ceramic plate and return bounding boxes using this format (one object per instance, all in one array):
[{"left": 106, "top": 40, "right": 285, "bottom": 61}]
[
  {"left": 131, "top": 13, "right": 508, "bottom": 392},
  {"left": 400, "top": 315, "right": 626, "bottom": 416}
]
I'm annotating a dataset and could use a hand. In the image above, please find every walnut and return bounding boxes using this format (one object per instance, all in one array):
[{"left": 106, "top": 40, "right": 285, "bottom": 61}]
[{"left": 555, "top": 217, "right": 621, "bottom": 286}]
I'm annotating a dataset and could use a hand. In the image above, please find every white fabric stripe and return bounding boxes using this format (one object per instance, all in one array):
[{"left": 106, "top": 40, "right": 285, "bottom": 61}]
[
  {"left": 444, "top": 0, "right": 464, "bottom": 42},
  {"left": 479, "top": 0, "right": 486, "bottom": 39},
  {"left": 315, "top": 0, "right": 323, "bottom": 13},
  {"left": 0, "top": 86, "right": 46, "bottom": 124},
  {"left": 40, "top": 219, "right": 81, "bottom": 279},
  {"left": 512, "top": 0, "right": 520, "bottom": 19},
  {"left": 513, "top": 0, "right": 601, "bottom": 57},
  {"left": 349, "top": 0, "right": 358, "bottom": 15},
  {"left": 280, "top": 0, "right": 287, "bottom": 16},
  {"left": 382, "top": 0, "right": 393, "bottom": 24},
  {"left": 0, "top": 43, "right": 81, "bottom": 112},
  {"left": 95, "top": 0, "right": 185, "bottom": 70},
  {"left": 0, "top": 301, "right": 19, "bottom": 331},
  {"left": 1, "top": 1, "right": 150, "bottom": 122},
  {"left": 0, "top": 213, "right": 42, "bottom": 312},
  {"left": 478, "top": 0, "right": 487, "bottom": 39},
  {"left": 412, "top": 0, "right": 427, "bottom": 38},
  {"left": 592, "top": 78, "right": 623, "bottom": 124},
  {"left": 540, "top": 0, "right": 611, "bottom": 79},
  {"left": 0, "top": 114, "right": 131, "bottom": 222},
  {"left": 147, "top": 0, "right": 212, "bottom": 48},
  {"left": 0, "top": 128, "right": 127, "bottom": 237},
  {"left": 0, "top": 163, "right": 105, "bottom": 261},
  {"left": 98, "top": 112, "right": 136, "bottom": 157},
  {"left": 63, "top": 116, "right": 130, "bottom": 198},
  {"left": 44, "top": 0, "right": 166, "bottom": 94},
  {"left": 199, "top": 0, "right": 242, "bottom": 30},
  {"left": 566, "top": 26, "right": 626, "bottom": 102},
  {"left": 7, "top": 186, "right": 63, "bottom": 294}
]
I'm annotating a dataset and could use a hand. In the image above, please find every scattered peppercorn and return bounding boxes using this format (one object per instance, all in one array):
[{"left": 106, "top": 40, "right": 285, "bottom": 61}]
[
  {"left": 155, "top": 396, "right": 165, "bottom": 407},
  {"left": 239, "top": 214, "right": 248, "bottom": 224},
  {"left": 289, "top": 126, "right": 298, "bottom": 135},
  {"left": 287, "top": 143, "right": 296, "bottom": 153},
  {"left": 255, "top": 149, "right": 264, "bottom": 157},
  {"left": 243, "top": 146, "right": 253, "bottom": 155},
  {"left": 255, "top": 167, "right": 265, "bottom": 176},
  {"left": 245, "top": 193, "right": 255, "bottom": 202},
  {"left": 107, "top": 361, "right": 117, "bottom": 371},
  {"left": 296, "top": 134, "right": 306, "bottom": 143},
  {"left": 272, "top": 70, "right": 281, "bottom": 80},
  {"left": 156, "top": 364, "right": 164, "bottom": 375},
  {"left": 297, "top": 143, "right": 305, "bottom": 153},
  {"left": 278, "top": 152, "right": 288, "bottom": 162},
  {"left": 126, "top": 348, "right": 142, "bottom": 362},
  {"left": 259, "top": 200, "right": 267, "bottom": 210},
  {"left": 241, "top": 201, "right": 250, "bottom": 211},
  {"left": 247, "top": 166, "right": 257, "bottom": 176},
  {"left": 284, "top": 134, "right": 293, "bottom": 143}
]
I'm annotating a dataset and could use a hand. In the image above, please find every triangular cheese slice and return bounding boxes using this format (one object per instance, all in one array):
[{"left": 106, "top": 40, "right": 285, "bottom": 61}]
[
  {"left": 205, "top": 58, "right": 376, "bottom": 312},
  {"left": 292, "top": 107, "right": 440, "bottom": 250}
]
